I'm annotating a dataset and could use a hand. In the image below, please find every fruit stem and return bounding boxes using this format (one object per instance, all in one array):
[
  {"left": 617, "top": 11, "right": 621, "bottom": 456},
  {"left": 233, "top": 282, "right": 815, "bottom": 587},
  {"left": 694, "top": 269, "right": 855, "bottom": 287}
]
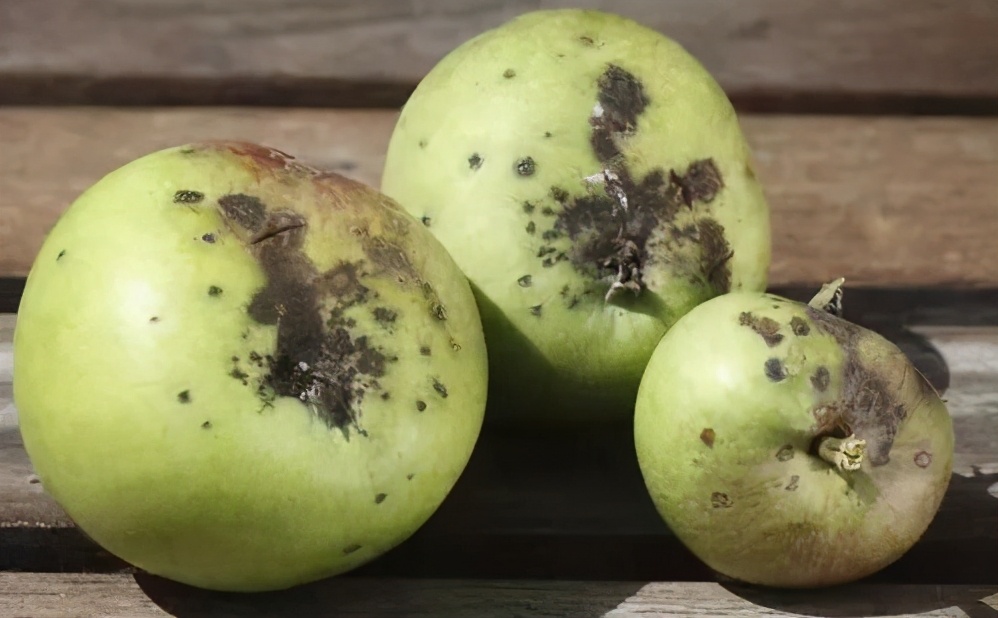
[
  {"left": 808, "top": 277, "right": 846, "bottom": 315},
  {"left": 818, "top": 434, "right": 866, "bottom": 471}
]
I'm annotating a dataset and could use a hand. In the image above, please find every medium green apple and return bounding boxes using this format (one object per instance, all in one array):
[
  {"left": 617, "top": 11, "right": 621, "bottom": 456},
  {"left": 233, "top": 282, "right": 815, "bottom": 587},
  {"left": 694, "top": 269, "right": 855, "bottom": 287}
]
[
  {"left": 634, "top": 282, "right": 954, "bottom": 587},
  {"left": 381, "top": 9, "right": 771, "bottom": 423},
  {"left": 13, "top": 141, "right": 488, "bottom": 591}
]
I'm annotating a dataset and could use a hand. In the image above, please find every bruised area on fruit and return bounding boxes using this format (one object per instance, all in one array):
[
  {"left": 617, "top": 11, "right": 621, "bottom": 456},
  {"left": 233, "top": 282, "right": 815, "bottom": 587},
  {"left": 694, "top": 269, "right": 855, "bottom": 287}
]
[
  {"left": 194, "top": 141, "right": 453, "bottom": 437},
  {"left": 535, "top": 64, "right": 732, "bottom": 303},
  {"left": 803, "top": 307, "right": 938, "bottom": 466}
]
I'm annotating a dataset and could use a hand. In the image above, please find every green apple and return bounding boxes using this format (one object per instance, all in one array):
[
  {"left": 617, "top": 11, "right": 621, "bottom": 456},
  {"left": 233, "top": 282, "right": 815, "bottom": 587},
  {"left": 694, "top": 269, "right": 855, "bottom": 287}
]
[
  {"left": 634, "top": 282, "right": 954, "bottom": 587},
  {"left": 13, "top": 141, "right": 488, "bottom": 591},
  {"left": 381, "top": 9, "right": 771, "bottom": 423}
]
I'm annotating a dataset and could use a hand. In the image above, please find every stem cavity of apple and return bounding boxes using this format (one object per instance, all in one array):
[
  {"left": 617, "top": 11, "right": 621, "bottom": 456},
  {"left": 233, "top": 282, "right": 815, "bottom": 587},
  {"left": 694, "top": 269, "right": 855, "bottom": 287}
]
[{"left": 818, "top": 434, "right": 867, "bottom": 471}]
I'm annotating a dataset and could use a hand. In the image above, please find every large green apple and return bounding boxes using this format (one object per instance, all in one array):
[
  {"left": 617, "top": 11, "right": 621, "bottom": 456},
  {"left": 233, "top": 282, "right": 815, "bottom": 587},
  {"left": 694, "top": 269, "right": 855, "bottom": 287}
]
[
  {"left": 13, "top": 141, "right": 488, "bottom": 591},
  {"left": 381, "top": 9, "right": 771, "bottom": 423},
  {"left": 634, "top": 283, "right": 954, "bottom": 587}
]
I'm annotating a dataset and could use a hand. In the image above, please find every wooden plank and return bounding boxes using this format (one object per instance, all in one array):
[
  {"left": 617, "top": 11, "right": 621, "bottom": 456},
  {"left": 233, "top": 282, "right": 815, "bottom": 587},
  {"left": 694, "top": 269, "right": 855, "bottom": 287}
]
[
  {"left": 1, "top": 108, "right": 997, "bottom": 286},
  {"left": 1, "top": 313, "right": 996, "bottom": 583},
  {"left": 1, "top": 0, "right": 996, "bottom": 111},
  {"left": 0, "top": 574, "right": 995, "bottom": 618}
]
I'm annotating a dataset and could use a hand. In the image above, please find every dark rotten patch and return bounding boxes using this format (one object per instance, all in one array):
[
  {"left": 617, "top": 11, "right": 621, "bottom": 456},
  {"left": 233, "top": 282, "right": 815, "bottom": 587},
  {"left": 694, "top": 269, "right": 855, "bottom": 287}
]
[
  {"left": 543, "top": 64, "right": 733, "bottom": 301},
  {"left": 739, "top": 311, "right": 784, "bottom": 347}
]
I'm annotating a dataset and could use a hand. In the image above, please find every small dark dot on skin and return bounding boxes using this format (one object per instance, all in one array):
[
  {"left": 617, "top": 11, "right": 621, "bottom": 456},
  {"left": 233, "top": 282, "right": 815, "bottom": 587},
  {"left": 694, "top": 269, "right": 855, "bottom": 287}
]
[
  {"left": 526, "top": 221, "right": 536, "bottom": 234},
  {"left": 914, "top": 451, "right": 932, "bottom": 468},
  {"left": 407, "top": 473, "right": 415, "bottom": 480},
  {"left": 700, "top": 428, "right": 716, "bottom": 447},
  {"left": 416, "top": 400, "right": 427, "bottom": 412},
  {"left": 177, "top": 390, "right": 191, "bottom": 404},
  {"left": 201, "top": 233, "right": 216, "bottom": 244},
  {"left": 776, "top": 444, "right": 794, "bottom": 461},
  {"left": 432, "top": 379, "right": 448, "bottom": 398},
  {"left": 468, "top": 153, "right": 483, "bottom": 170},
  {"left": 811, "top": 366, "right": 831, "bottom": 392},
  {"left": 433, "top": 304, "right": 447, "bottom": 320},
  {"left": 786, "top": 475, "right": 800, "bottom": 491},
  {"left": 343, "top": 544, "right": 362, "bottom": 555},
  {"left": 149, "top": 316, "right": 160, "bottom": 323},
  {"left": 523, "top": 202, "right": 535, "bottom": 214},
  {"left": 503, "top": 68, "right": 516, "bottom": 78},
  {"left": 764, "top": 358, "right": 786, "bottom": 382},
  {"left": 418, "top": 139, "right": 427, "bottom": 149},
  {"left": 530, "top": 304, "right": 542, "bottom": 316},
  {"left": 790, "top": 316, "right": 811, "bottom": 336},
  {"left": 173, "top": 190, "right": 204, "bottom": 204},
  {"left": 541, "top": 206, "right": 555, "bottom": 216},
  {"left": 450, "top": 339, "right": 462, "bottom": 352},
  {"left": 518, "top": 275, "right": 533, "bottom": 287},
  {"left": 201, "top": 420, "right": 212, "bottom": 429},
  {"left": 516, "top": 157, "right": 536, "bottom": 176},
  {"left": 550, "top": 186, "right": 569, "bottom": 202},
  {"left": 579, "top": 35, "right": 595, "bottom": 46},
  {"left": 56, "top": 249, "right": 66, "bottom": 261},
  {"left": 208, "top": 285, "right": 223, "bottom": 297},
  {"left": 375, "top": 493, "right": 387, "bottom": 504},
  {"left": 421, "top": 216, "right": 431, "bottom": 227},
  {"left": 420, "top": 346, "right": 431, "bottom": 356},
  {"left": 544, "top": 132, "right": 552, "bottom": 138},
  {"left": 380, "top": 391, "right": 391, "bottom": 400},
  {"left": 711, "top": 492, "right": 733, "bottom": 508}
]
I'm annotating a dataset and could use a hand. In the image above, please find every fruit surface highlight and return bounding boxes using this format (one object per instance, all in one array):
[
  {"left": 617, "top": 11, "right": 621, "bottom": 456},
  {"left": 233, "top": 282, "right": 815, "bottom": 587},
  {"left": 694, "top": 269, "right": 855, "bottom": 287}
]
[
  {"left": 381, "top": 9, "right": 771, "bottom": 422},
  {"left": 13, "top": 142, "right": 488, "bottom": 591},
  {"left": 634, "top": 283, "right": 954, "bottom": 587}
]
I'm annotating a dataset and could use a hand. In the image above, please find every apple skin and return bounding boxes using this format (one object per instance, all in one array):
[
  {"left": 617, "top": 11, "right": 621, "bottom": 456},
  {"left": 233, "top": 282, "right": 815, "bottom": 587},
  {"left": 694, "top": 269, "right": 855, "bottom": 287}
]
[
  {"left": 634, "top": 291, "right": 954, "bottom": 588},
  {"left": 381, "top": 9, "right": 771, "bottom": 424},
  {"left": 13, "top": 141, "right": 488, "bottom": 592}
]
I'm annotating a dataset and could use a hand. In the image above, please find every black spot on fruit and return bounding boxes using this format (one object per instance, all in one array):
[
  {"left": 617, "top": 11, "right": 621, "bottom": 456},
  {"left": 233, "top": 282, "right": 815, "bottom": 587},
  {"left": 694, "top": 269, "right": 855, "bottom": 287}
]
[
  {"left": 201, "top": 420, "right": 212, "bottom": 429},
  {"left": 343, "top": 544, "right": 362, "bottom": 555},
  {"left": 208, "top": 285, "right": 223, "bottom": 297},
  {"left": 544, "top": 131, "right": 553, "bottom": 138},
  {"left": 418, "top": 139, "right": 427, "bottom": 149},
  {"left": 811, "top": 366, "right": 831, "bottom": 392},
  {"left": 711, "top": 492, "right": 733, "bottom": 508},
  {"left": 543, "top": 65, "right": 733, "bottom": 300},
  {"left": 700, "top": 428, "right": 715, "bottom": 447},
  {"left": 375, "top": 493, "right": 387, "bottom": 504},
  {"left": 420, "top": 345, "right": 431, "bottom": 356},
  {"left": 432, "top": 379, "right": 448, "bottom": 398},
  {"left": 516, "top": 157, "right": 536, "bottom": 176},
  {"left": 764, "top": 358, "right": 786, "bottom": 382},
  {"left": 407, "top": 473, "right": 415, "bottom": 480},
  {"left": 373, "top": 307, "right": 397, "bottom": 324},
  {"left": 785, "top": 475, "right": 800, "bottom": 491},
  {"left": 739, "top": 312, "right": 784, "bottom": 347},
  {"left": 579, "top": 35, "right": 596, "bottom": 46},
  {"left": 776, "top": 444, "right": 794, "bottom": 461},
  {"left": 503, "top": 68, "right": 516, "bottom": 78},
  {"left": 177, "top": 390, "right": 191, "bottom": 403},
  {"left": 201, "top": 233, "right": 216, "bottom": 243},
  {"left": 469, "top": 153, "right": 483, "bottom": 170},
  {"left": 421, "top": 216, "right": 431, "bottom": 227},
  {"left": 530, "top": 304, "right": 542, "bottom": 316},
  {"left": 149, "top": 316, "right": 160, "bottom": 323},
  {"left": 518, "top": 275, "right": 533, "bottom": 287},
  {"left": 790, "top": 316, "right": 811, "bottom": 336},
  {"left": 523, "top": 202, "right": 536, "bottom": 214},
  {"left": 218, "top": 194, "right": 267, "bottom": 231},
  {"left": 416, "top": 400, "right": 427, "bottom": 412},
  {"left": 526, "top": 221, "right": 536, "bottom": 234},
  {"left": 174, "top": 190, "right": 205, "bottom": 205},
  {"left": 56, "top": 250, "right": 66, "bottom": 261}
]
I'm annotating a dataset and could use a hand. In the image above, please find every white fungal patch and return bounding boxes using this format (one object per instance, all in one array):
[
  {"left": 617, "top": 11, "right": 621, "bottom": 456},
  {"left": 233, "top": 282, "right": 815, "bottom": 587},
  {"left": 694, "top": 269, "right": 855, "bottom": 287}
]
[{"left": 591, "top": 101, "right": 604, "bottom": 119}]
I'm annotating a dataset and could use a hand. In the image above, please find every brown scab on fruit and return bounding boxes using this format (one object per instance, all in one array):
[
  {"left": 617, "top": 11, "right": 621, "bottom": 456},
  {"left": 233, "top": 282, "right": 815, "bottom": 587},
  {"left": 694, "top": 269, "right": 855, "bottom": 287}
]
[
  {"left": 790, "top": 316, "right": 811, "bottom": 336},
  {"left": 516, "top": 157, "right": 536, "bottom": 176},
  {"left": 421, "top": 216, "right": 431, "bottom": 227},
  {"left": 416, "top": 400, "right": 427, "bottom": 412},
  {"left": 173, "top": 190, "right": 205, "bottom": 205},
  {"left": 201, "top": 233, "right": 216, "bottom": 244},
  {"left": 914, "top": 451, "right": 932, "bottom": 468},
  {"left": 375, "top": 493, "right": 387, "bottom": 504},
  {"left": 373, "top": 307, "right": 397, "bottom": 325},
  {"left": 518, "top": 275, "right": 533, "bottom": 287},
  {"left": 208, "top": 286, "right": 223, "bottom": 297},
  {"left": 764, "top": 358, "right": 786, "bottom": 382},
  {"left": 530, "top": 305, "right": 542, "bottom": 316},
  {"left": 545, "top": 65, "right": 733, "bottom": 300},
  {"left": 503, "top": 68, "right": 516, "bottom": 78},
  {"left": 785, "top": 475, "right": 800, "bottom": 491},
  {"left": 432, "top": 379, "right": 448, "bottom": 398},
  {"left": 811, "top": 366, "right": 831, "bottom": 392},
  {"left": 419, "top": 346, "right": 431, "bottom": 356},
  {"left": 177, "top": 390, "right": 191, "bottom": 404},
  {"left": 700, "top": 428, "right": 716, "bottom": 447},
  {"left": 216, "top": 187, "right": 391, "bottom": 436},
  {"left": 469, "top": 153, "right": 483, "bottom": 170},
  {"left": 711, "top": 492, "right": 733, "bottom": 508},
  {"left": 201, "top": 420, "right": 212, "bottom": 429},
  {"left": 738, "top": 312, "right": 784, "bottom": 347},
  {"left": 776, "top": 444, "right": 794, "bottom": 461}
]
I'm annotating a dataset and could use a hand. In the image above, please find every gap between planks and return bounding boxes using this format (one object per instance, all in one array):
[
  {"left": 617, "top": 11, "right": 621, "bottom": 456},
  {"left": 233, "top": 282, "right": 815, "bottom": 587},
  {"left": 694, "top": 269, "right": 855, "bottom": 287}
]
[
  {"left": 1, "top": 109, "right": 997, "bottom": 287},
  {"left": 0, "top": 0, "right": 996, "bottom": 110},
  {"left": 0, "top": 574, "right": 995, "bottom": 618}
]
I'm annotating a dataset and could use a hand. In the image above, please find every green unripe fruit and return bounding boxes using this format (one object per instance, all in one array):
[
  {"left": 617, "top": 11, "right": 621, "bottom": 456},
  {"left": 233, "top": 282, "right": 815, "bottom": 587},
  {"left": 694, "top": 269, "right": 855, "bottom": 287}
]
[
  {"left": 13, "top": 142, "right": 488, "bottom": 591},
  {"left": 634, "top": 283, "right": 954, "bottom": 588},
  {"left": 381, "top": 9, "right": 771, "bottom": 423}
]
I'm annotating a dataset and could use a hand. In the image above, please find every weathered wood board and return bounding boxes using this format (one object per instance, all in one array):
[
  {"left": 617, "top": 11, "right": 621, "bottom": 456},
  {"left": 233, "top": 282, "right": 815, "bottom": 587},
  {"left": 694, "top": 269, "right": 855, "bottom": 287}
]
[
  {"left": 2, "top": 109, "right": 996, "bottom": 287},
  {"left": 1, "top": 0, "right": 996, "bottom": 110}
]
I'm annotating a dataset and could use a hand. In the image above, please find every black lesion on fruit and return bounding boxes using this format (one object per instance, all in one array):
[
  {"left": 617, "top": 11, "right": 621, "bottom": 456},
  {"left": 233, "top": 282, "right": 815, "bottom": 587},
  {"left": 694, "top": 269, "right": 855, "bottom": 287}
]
[
  {"left": 432, "top": 378, "right": 448, "bottom": 398},
  {"left": 711, "top": 492, "right": 733, "bottom": 508},
  {"left": 518, "top": 275, "right": 533, "bottom": 287},
  {"left": 790, "top": 316, "right": 811, "bottom": 336},
  {"left": 805, "top": 306, "right": 927, "bottom": 466},
  {"left": 516, "top": 157, "right": 536, "bottom": 176},
  {"left": 421, "top": 216, "right": 431, "bottom": 226},
  {"left": 811, "top": 366, "right": 831, "bottom": 392},
  {"left": 738, "top": 311, "right": 784, "bottom": 347},
  {"left": 416, "top": 400, "right": 427, "bottom": 412},
  {"left": 174, "top": 190, "right": 205, "bottom": 205},
  {"left": 343, "top": 544, "right": 362, "bottom": 555},
  {"left": 177, "top": 390, "right": 191, "bottom": 404},
  {"left": 503, "top": 68, "right": 516, "bottom": 79},
  {"left": 201, "top": 233, "right": 216, "bottom": 244},
  {"left": 785, "top": 475, "right": 800, "bottom": 491},
  {"left": 208, "top": 285, "right": 223, "bottom": 297},
  {"left": 764, "top": 358, "right": 786, "bottom": 382},
  {"left": 149, "top": 316, "right": 160, "bottom": 323},
  {"left": 469, "top": 153, "right": 483, "bottom": 170},
  {"left": 525, "top": 221, "right": 536, "bottom": 234},
  {"left": 407, "top": 473, "right": 415, "bottom": 480},
  {"left": 420, "top": 345, "right": 431, "bottom": 356},
  {"left": 700, "top": 428, "right": 716, "bottom": 447},
  {"left": 218, "top": 194, "right": 267, "bottom": 231},
  {"left": 522, "top": 202, "right": 535, "bottom": 214},
  {"left": 373, "top": 307, "right": 397, "bottom": 325},
  {"left": 539, "top": 65, "right": 733, "bottom": 302},
  {"left": 530, "top": 304, "right": 542, "bottom": 316},
  {"left": 201, "top": 420, "right": 212, "bottom": 429},
  {"left": 579, "top": 35, "right": 596, "bottom": 47},
  {"left": 56, "top": 249, "right": 66, "bottom": 261},
  {"left": 776, "top": 444, "right": 794, "bottom": 461},
  {"left": 375, "top": 493, "right": 387, "bottom": 504}
]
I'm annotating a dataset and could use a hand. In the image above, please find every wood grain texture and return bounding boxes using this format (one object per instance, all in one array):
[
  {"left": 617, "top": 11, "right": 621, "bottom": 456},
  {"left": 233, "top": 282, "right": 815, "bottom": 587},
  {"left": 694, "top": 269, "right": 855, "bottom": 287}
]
[
  {"left": 0, "top": 574, "right": 995, "bottom": 618},
  {"left": 1, "top": 0, "right": 996, "bottom": 110},
  {"left": 2, "top": 314, "right": 997, "bottom": 583},
  {"left": 1, "top": 108, "right": 997, "bottom": 285}
]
